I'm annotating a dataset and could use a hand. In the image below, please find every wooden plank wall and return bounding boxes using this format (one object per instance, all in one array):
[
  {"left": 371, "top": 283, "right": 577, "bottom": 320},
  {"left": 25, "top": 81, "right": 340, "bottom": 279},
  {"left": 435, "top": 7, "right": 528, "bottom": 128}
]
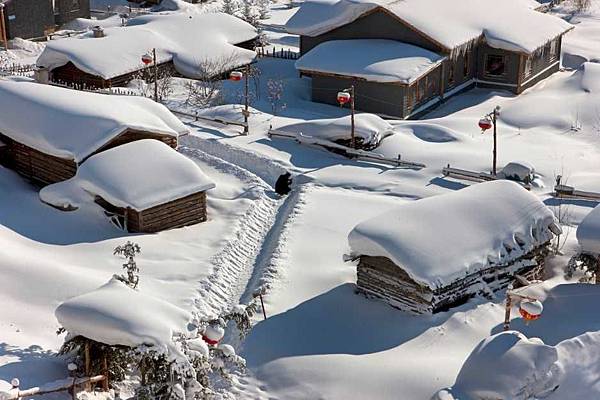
[{"left": 137, "top": 191, "right": 207, "bottom": 233}]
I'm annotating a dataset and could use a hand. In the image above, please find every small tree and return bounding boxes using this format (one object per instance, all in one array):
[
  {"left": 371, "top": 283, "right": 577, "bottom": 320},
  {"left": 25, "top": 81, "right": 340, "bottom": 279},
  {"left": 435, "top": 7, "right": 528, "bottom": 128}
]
[
  {"left": 114, "top": 241, "right": 142, "bottom": 289},
  {"left": 241, "top": 0, "right": 259, "bottom": 27},
  {"left": 574, "top": 0, "right": 591, "bottom": 12},
  {"left": 222, "top": 0, "right": 238, "bottom": 15},
  {"left": 258, "top": 0, "right": 270, "bottom": 19},
  {"left": 267, "top": 78, "right": 286, "bottom": 116}
]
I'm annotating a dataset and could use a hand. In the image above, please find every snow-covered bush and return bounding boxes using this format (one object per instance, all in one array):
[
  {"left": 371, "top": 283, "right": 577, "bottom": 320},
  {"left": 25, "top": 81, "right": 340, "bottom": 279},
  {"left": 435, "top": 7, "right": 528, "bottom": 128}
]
[{"left": 267, "top": 78, "right": 285, "bottom": 116}]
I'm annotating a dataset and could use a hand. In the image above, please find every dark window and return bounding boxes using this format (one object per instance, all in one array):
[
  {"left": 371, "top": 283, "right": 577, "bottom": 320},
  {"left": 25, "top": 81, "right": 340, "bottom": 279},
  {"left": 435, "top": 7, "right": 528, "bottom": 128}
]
[{"left": 485, "top": 55, "right": 506, "bottom": 76}]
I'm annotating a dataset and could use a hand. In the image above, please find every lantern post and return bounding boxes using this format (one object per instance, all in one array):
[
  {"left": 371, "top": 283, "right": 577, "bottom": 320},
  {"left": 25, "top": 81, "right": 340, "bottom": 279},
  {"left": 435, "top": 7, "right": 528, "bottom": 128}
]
[
  {"left": 141, "top": 49, "right": 158, "bottom": 102},
  {"left": 478, "top": 105, "right": 501, "bottom": 176},
  {"left": 337, "top": 85, "right": 356, "bottom": 149},
  {"left": 503, "top": 283, "right": 544, "bottom": 331},
  {"left": 229, "top": 66, "right": 250, "bottom": 135}
]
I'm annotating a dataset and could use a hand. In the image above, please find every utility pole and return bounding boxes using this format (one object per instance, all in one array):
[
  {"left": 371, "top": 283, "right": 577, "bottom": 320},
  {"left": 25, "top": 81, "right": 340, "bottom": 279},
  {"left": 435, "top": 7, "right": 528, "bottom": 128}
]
[
  {"left": 153, "top": 48, "right": 158, "bottom": 103},
  {"left": 350, "top": 84, "right": 356, "bottom": 149},
  {"left": 0, "top": 4, "right": 8, "bottom": 51},
  {"left": 243, "top": 64, "right": 250, "bottom": 135}
]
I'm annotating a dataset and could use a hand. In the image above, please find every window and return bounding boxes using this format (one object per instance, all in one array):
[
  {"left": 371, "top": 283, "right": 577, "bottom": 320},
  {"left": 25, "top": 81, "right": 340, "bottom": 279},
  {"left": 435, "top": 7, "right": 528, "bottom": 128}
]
[
  {"left": 549, "top": 40, "right": 558, "bottom": 60},
  {"left": 463, "top": 51, "right": 471, "bottom": 77},
  {"left": 484, "top": 55, "right": 506, "bottom": 76},
  {"left": 524, "top": 56, "right": 533, "bottom": 77},
  {"left": 448, "top": 64, "right": 455, "bottom": 86}
]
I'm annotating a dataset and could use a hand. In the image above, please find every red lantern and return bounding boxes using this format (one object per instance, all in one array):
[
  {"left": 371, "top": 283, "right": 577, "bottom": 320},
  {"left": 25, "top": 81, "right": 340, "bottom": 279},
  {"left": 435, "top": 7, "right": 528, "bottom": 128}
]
[
  {"left": 478, "top": 117, "right": 493, "bottom": 131},
  {"left": 202, "top": 325, "right": 225, "bottom": 346},
  {"left": 141, "top": 53, "right": 153, "bottom": 65},
  {"left": 337, "top": 91, "right": 351, "bottom": 105},
  {"left": 519, "top": 299, "right": 543, "bottom": 321},
  {"left": 229, "top": 71, "right": 243, "bottom": 81}
]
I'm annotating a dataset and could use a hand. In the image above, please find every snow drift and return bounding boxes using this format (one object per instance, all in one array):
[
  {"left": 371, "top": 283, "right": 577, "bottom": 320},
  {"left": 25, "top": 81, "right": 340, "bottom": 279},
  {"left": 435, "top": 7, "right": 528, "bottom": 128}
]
[
  {"left": 576, "top": 203, "right": 600, "bottom": 255},
  {"left": 432, "top": 331, "right": 563, "bottom": 400},
  {"left": 348, "top": 180, "right": 560, "bottom": 289}
]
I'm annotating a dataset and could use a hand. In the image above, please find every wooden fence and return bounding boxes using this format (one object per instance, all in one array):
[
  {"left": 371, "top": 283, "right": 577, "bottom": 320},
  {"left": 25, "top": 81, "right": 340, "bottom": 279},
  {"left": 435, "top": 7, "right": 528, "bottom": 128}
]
[
  {"left": 442, "top": 164, "right": 531, "bottom": 190},
  {"left": 1, "top": 375, "right": 106, "bottom": 399},
  {"left": 256, "top": 47, "right": 300, "bottom": 60},
  {"left": 0, "top": 63, "right": 36, "bottom": 77}
]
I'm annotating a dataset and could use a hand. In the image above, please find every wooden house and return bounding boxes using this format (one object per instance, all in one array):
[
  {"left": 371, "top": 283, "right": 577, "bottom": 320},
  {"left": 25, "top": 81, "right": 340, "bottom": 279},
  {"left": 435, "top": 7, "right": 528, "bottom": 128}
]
[
  {"left": 287, "top": 0, "right": 574, "bottom": 119},
  {"left": 36, "top": 12, "right": 258, "bottom": 89},
  {"left": 41, "top": 140, "right": 216, "bottom": 233},
  {"left": 0, "top": 0, "right": 90, "bottom": 40},
  {"left": 348, "top": 181, "right": 562, "bottom": 314},
  {"left": 0, "top": 80, "right": 187, "bottom": 186}
]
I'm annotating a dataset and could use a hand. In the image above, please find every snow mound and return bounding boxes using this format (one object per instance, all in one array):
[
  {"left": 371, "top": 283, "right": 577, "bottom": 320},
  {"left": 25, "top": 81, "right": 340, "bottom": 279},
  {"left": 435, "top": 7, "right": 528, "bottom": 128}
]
[
  {"left": 295, "top": 39, "right": 445, "bottom": 84},
  {"left": 287, "top": 0, "right": 572, "bottom": 54},
  {"left": 40, "top": 140, "right": 216, "bottom": 211},
  {"left": 56, "top": 277, "right": 192, "bottom": 358},
  {"left": 0, "top": 80, "right": 186, "bottom": 162},
  {"left": 433, "top": 331, "right": 563, "bottom": 400},
  {"left": 278, "top": 114, "right": 395, "bottom": 148},
  {"left": 348, "top": 180, "right": 559, "bottom": 289},
  {"left": 37, "top": 12, "right": 257, "bottom": 80},
  {"left": 576, "top": 203, "right": 600, "bottom": 255},
  {"left": 498, "top": 161, "right": 535, "bottom": 182},
  {"left": 395, "top": 123, "right": 464, "bottom": 143}
]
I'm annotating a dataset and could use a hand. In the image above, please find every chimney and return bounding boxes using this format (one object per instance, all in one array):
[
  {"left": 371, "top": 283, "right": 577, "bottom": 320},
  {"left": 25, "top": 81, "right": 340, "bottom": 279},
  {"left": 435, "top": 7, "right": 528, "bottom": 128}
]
[{"left": 92, "top": 26, "right": 105, "bottom": 38}]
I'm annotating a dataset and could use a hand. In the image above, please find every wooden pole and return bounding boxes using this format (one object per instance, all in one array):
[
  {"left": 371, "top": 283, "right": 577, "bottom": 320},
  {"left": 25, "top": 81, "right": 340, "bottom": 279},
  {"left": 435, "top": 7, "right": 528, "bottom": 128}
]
[
  {"left": 84, "top": 341, "right": 91, "bottom": 391},
  {"left": 243, "top": 64, "right": 250, "bottom": 135},
  {"left": 259, "top": 294, "right": 267, "bottom": 320},
  {"left": 0, "top": 5, "right": 8, "bottom": 51},
  {"left": 503, "top": 285, "right": 513, "bottom": 331},
  {"left": 350, "top": 84, "right": 356, "bottom": 149},
  {"left": 102, "top": 355, "right": 109, "bottom": 391},
  {"left": 153, "top": 48, "right": 158, "bottom": 103},
  {"left": 492, "top": 108, "right": 498, "bottom": 176}
]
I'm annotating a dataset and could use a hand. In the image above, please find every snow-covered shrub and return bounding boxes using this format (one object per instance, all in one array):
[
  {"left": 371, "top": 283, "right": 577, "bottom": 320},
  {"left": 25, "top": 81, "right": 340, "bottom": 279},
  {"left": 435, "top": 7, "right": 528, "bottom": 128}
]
[
  {"left": 222, "top": 0, "right": 239, "bottom": 15},
  {"left": 241, "top": 0, "right": 259, "bottom": 27},
  {"left": 267, "top": 78, "right": 286, "bottom": 116},
  {"left": 258, "top": 0, "right": 271, "bottom": 19},
  {"left": 113, "top": 241, "right": 141, "bottom": 289}
]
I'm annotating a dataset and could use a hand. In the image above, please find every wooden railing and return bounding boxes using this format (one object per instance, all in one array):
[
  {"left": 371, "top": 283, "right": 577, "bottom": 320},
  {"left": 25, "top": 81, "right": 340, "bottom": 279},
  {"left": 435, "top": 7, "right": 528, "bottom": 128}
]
[{"left": 0, "top": 375, "right": 106, "bottom": 400}]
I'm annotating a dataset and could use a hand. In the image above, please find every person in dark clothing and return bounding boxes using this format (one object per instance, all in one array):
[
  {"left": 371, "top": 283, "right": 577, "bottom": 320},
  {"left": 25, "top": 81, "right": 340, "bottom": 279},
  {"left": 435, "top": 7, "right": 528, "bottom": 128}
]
[{"left": 275, "top": 172, "right": 293, "bottom": 196}]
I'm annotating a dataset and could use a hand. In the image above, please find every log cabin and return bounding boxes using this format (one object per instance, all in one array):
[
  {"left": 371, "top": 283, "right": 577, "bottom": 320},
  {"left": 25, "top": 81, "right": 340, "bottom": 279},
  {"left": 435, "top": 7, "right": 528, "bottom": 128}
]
[
  {"left": 348, "top": 181, "right": 562, "bottom": 314},
  {"left": 36, "top": 12, "right": 258, "bottom": 88},
  {"left": 287, "top": 0, "right": 574, "bottom": 119},
  {"left": 0, "top": 80, "right": 187, "bottom": 186},
  {"left": 40, "top": 140, "right": 216, "bottom": 233}
]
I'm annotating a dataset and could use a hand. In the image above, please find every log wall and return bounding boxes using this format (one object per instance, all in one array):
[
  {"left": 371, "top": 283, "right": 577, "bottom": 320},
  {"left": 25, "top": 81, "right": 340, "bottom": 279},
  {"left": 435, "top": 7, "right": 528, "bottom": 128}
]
[
  {"left": 357, "top": 244, "right": 550, "bottom": 314},
  {"left": 96, "top": 191, "right": 208, "bottom": 233}
]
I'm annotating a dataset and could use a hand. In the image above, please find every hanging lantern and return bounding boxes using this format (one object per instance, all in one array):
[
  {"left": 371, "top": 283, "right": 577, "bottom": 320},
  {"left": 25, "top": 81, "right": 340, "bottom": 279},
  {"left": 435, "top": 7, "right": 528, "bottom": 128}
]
[
  {"left": 337, "top": 91, "right": 351, "bottom": 105},
  {"left": 229, "top": 71, "right": 243, "bottom": 81},
  {"left": 141, "top": 53, "right": 153, "bottom": 66},
  {"left": 519, "top": 299, "right": 543, "bottom": 321},
  {"left": 202, "top": 325, "right": 225, "bottom": 346},
  {"left": 478, "top": 117, "right": 493, "bottom": 131}
]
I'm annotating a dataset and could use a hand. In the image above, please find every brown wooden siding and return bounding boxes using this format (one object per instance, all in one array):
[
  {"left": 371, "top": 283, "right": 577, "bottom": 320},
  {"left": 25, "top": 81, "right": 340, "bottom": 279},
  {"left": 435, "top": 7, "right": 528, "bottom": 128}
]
[
  {"left": 0, "top": 134, "right": 77, "bottom": 185},
  {"left": 96, "top": 191, "right": 208, "bottom": 233},
  {"left": 89, "top": 129, "right": 178, "bottom": 161}
]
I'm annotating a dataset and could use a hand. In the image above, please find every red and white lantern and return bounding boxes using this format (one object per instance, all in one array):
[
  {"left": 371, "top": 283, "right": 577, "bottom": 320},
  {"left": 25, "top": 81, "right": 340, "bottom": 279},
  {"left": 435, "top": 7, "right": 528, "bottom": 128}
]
[
  {"left": 478, "top": 117, "right": 493, "bottom": 131},
  {"left": 141, "top": 53, "right": 153, "bottom": 66},
  {"left": 202, "top": 325, "right": 225, "bottom": 346},
  {"left": 519, "top": 299, "right": 543, "bottom": 322},
  {"left": 337, "top": 91, "right": 351, "bottom": 105},
  {"left": 229, "top": 71, "right": 243, "bottom": 81}
]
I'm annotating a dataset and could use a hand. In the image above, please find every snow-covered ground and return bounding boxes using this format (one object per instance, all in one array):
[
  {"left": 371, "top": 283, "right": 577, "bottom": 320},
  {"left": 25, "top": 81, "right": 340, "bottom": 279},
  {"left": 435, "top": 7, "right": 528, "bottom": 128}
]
[{"left": 3, "top": 0, "right": 600, "bottom": 399}]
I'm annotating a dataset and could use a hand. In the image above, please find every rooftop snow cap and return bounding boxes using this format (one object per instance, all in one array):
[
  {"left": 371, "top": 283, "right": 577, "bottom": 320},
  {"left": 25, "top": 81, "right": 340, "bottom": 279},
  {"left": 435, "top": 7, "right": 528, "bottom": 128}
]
[
  {"left": 287, "top": 0, "right": 573, "bottom": 54},
  {"left": 40, "top": 139, "right": 216, "bottom": 211},
  {"left": 0, "top": 80, "right": 187, "bottom": 163},
  {"left": 348, "top": 180, "right": 560, "bottom": 289},
  {"left": 577, "top": 204, "right": 600, "bottom": 254},
  {"left": 56, "top": 277, "right": 192, "bottom": 359},
  {"left": 37, "top": 12, "right": 258, "bottom": 80},
  {"left": 295, "top": 39, "right": 446, "bottom": 84}
]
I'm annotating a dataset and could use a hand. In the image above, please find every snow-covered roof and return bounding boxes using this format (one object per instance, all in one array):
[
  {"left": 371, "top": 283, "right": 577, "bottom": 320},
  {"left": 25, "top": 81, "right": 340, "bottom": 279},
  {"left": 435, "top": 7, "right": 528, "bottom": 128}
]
[
  {"left": 348, "top": 181, "right": 558, "bottom": 289},
  {"left": 287, "top": 0, "right": 573, "bottom": 54},
  {"left": 0, "top": 80, "right": 187, "bottom": 163},
  {"left": 278, "top": 113, "right": 395, "bottom": 147},
  {"left": 37, "top": 12, "right": 257, "bottom": 80},
  {"left": 295, "top": 39, "right": 445, "bottom": 84},
  {"left": 42, "top": 139, "right": 216, "bottom": 211},
  {"left": 56, "top": 277, "right": 192, "bottom": 357},
  {"left": 576, "top": 204, "right": 600, "bottom": 254}
]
